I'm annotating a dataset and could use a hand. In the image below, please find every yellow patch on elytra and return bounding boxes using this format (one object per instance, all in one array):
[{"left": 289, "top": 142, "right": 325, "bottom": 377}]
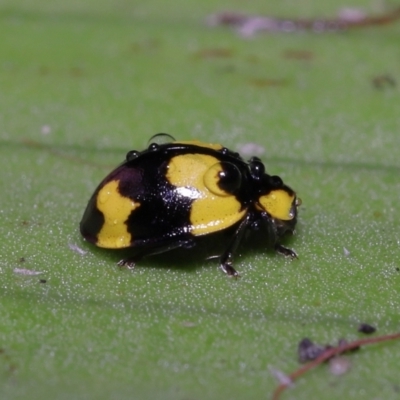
[
  {"left": 166, "top": 154, "right": 246, "bottom": 235},
  {"left": 259, "top": 189, "right": 295, "bottom": 220},
  {"left": 96, "top": 180, "right": 140, "bottom": 248}
]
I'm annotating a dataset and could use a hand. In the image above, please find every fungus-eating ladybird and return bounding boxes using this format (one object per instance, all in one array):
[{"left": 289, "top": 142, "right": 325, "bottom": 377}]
[{"left": 80, "top": 134, "right": 301, "bottom": 276}]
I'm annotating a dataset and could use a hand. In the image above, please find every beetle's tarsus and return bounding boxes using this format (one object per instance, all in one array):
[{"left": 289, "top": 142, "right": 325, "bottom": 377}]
[
  {"left": 117, "top": 258, "right": 137, "bottom": 269},
  {"left": 220, "top": 262, "right": 240, "bottom": 277},
  {"left": 275, "top": 243, "right": 298, "bottom": 258}
]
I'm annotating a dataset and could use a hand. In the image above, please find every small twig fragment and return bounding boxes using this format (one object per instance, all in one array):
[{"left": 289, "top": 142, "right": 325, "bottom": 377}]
[
  {"left": 68, "top": 243, "right": 88, "bottom": 255},
  {"left": 13, "top": 268, "right": 43, "bottom": 276},
  {"left": 207, "top": 7, "right": 400, "bottom": 37},
  {"left": 269, "top": 366, "right": 294, "bottom": 387},
  {"left": 272, "top": 332, "right": 400, "bottom": 400}
]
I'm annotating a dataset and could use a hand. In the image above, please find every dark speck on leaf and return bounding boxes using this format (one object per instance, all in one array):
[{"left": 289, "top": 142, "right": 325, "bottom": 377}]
[
  {"left": 358, "top": 323, "right": 377, "bottom": 334},
  {"left": 298, "top": 338, "right": 327, "bottom": 363},
  {"left": 283, "top": 49, "right": 314, "bottom": 61},
  {"left": 372, "top": 74, "right": 396, "bottom": 89},
  {"left": 193, "top": 48, "right": 234, "bottom": 59}
]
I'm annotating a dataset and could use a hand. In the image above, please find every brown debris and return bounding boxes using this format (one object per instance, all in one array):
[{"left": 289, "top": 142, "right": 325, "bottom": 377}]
[{"left": 207, "top": 7, "right": 400, "bottom": 37}]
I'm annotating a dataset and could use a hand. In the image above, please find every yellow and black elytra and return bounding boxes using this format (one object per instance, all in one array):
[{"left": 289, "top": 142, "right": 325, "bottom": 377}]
[{"left": 80, "top": 134, "right": 301, "bottom": 276}]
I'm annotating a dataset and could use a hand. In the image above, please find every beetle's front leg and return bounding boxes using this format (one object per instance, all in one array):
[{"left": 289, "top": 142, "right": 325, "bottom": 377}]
[
  {"left": 274, "top": 243, "right": 298, "bottom": 258},
  {"left": 219, "top": 213, "right": 253, "bottom": 277}
]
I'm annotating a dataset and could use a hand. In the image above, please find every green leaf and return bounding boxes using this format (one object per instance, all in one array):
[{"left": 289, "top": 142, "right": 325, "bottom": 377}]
[{"left": 1, "top": 1, "right": 400, "bottom": 399}]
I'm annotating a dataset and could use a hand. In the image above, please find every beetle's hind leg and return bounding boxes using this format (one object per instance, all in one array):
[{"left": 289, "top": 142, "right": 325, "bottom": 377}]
[{"left": 117, "top": 238, "right": 195, "bottom": 269}]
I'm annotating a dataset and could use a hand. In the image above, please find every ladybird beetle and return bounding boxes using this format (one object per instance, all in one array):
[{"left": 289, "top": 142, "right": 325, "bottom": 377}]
[{"left": 80, "top": 134, "right": 301, "bottom": 276}]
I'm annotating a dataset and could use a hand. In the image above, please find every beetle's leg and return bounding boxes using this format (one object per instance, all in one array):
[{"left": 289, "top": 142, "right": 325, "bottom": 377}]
[
  {"left": 117, "top": 258, "right": 137, "bottom": 269},
  {"left": 118, "top": 238, "right": 195, "bottom": 269},
  {"left": 274, "top": 243, "right": 298, "bottom": 258},
  {"left": 219, "top": 213, "right": 253, "bottom": 277},
  {"left": 262, "top": 211, "right": 298, "bottom": 259}
]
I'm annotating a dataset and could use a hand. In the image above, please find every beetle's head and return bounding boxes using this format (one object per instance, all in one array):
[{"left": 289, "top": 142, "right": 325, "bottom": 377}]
[{"left": 249, "top": 157, "right": 301, "bottom": 235}]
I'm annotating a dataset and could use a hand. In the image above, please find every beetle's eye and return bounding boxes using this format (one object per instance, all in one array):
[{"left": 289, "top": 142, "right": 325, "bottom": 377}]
[
  {"left": 204, "top": 162, "right": 242, "bottom": 196},
  {"left": 126, "top": 150, "right": 139, "bottom": 161},
  {"left": 147, "top": 133, "right": 175, "bottom": 147},
  {"left": 249, "top": 158, "right": 265, "bottom": 179}
]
